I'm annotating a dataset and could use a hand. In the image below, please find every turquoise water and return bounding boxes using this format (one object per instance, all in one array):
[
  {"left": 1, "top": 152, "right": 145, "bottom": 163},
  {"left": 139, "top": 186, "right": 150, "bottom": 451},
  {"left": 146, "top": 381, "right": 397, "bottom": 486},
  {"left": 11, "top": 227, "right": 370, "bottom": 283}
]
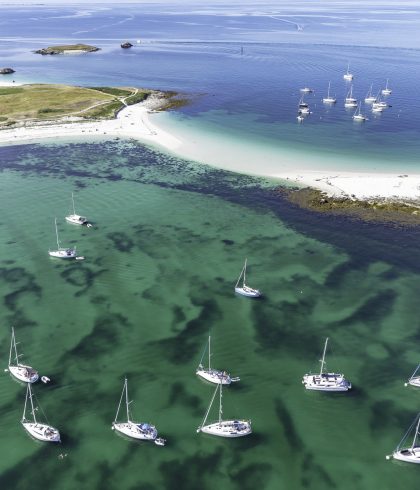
[{"left": 1, "top": 141, "right": 420, "bottom": 489}]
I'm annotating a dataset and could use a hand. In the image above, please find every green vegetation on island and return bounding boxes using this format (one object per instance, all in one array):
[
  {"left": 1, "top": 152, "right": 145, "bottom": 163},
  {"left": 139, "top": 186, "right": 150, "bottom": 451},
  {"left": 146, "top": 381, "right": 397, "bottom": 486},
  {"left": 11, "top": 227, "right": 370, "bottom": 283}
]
[{"left": 35, "top": 44, "right": 100, "bottom": 55}]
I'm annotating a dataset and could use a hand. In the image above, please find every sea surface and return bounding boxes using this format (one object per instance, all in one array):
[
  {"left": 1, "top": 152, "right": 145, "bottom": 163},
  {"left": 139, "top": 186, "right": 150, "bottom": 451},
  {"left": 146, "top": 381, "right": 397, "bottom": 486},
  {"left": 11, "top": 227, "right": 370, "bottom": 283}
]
[{"left": 1, "top": 3, "right": 420, "bottom": 490}]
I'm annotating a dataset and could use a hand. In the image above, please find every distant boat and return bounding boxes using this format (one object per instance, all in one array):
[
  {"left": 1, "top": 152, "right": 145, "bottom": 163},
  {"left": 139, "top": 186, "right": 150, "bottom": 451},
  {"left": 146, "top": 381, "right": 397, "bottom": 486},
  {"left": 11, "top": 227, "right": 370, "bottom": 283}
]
[
  {"left": 48, "top": 218, "right": 77, "bottom": 259},
  {"left": 196, "top": 336, "right": 240, "bottom": 385},
  {"left": 405, "top": 364, "right": 420, "bottom": 387},
  {"left": 387, "top": 413, "right": 420, "bottom": 464},
  {"left": 344, "top": 85, "right": 357, "bottom": 108},
  {"left": 372, "top": 94, "right": 388, "bottom": 111},
  {"left": 65, "top": 192, "right": 92, "bottom": 227},
  {"left": 112, "top": 378, "right": 161, "bottom": 443},
  {"left": 21, "top": 384, "right": 60, "bottom": 442},
  {"left": 235, "top": 258, "right": 261, "bottom": 297},
  {"left": 120, "top": 42, "right": 133, "bottom": 49},
  {"left": 298, "top": 96, "right": 310, "bottom": 115},
  {"left": 322, "top": 81, "right": 336, "bottom": 104},
  {"left": 196, "top": 383, "right": 251, "bottom": 438},
  {"left": 353, "top": 102, "right": 367, "bottom": 122},
  {"left": 300, "top": 87, "right": 313, "bottom": 94},
  {"left": 382, "top": 79, "right": 392, "bottom": 96},
  {"left": 343, "top": 62, "right": 354, "bottom": 81},
  {"left": 364, "top": 84, "right": 377, "bottom": 103},
  {"left": 302, "top": 337, "right": 352, "bottom": 392},
  {"left": 7, "top": 327, "right": 39, "bottom": 384}
]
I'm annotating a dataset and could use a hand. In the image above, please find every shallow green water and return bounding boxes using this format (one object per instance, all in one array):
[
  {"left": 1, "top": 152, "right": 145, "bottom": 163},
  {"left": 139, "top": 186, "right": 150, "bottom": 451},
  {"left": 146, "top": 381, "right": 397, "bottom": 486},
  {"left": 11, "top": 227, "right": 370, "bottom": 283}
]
[{"left": 1, "top": 140, "right": 420, "bottom": 490}]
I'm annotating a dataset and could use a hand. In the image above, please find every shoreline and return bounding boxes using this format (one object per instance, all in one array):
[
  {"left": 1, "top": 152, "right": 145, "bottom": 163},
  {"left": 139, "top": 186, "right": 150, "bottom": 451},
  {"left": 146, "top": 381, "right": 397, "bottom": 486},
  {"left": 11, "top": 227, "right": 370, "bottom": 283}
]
[{"left": 1, "top": 81, "right": 419, "bottom": 205}]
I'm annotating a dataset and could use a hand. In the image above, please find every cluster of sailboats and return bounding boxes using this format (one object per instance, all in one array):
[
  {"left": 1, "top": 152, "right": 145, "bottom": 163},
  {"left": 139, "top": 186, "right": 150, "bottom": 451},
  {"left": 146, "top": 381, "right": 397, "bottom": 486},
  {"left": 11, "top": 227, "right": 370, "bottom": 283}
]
[{"left": 297, "top": 62, "right": 393, "bottom": 123}]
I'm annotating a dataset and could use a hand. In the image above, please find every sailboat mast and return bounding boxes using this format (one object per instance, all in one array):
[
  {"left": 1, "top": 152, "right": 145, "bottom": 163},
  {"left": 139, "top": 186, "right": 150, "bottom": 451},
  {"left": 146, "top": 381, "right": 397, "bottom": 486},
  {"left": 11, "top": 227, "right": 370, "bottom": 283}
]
[
  {"left": 199, "top": 384, "right": 219, "bottom": 430},
  {"left": 327, "top": 81, "right": 330, "bottom": 98},
  {"left": 319, "top": 338, "right": 328, "bottom": 375},
  {"left": 22, "top": 384, "right": 29, "bottom": 421},
  {"left": 55, "top": 218, "right": 60, "bottom": 250},
  {"left": 243, "top": 258, "right": 247, "bottom": 287},
  {"left": 28, "top": 384, "right": 37, "bottom": 424},
  {"left": 219, "top": 383, "right": 223, "bottom": 425},
  {"left": 9, "top": 327, "right": 15, "bottom": 366},
  {"left": 125, "top": 378, "right": 130, "bottom": 422},
  {"left": 114, "top": 379, "right": 126, "bottom": 424},
  {"left": 208, "top": 336, "right": 211, "bottom": 370},
  {"left": 71, "top": 192, "right": 76, "bottom": 215},
  {"left": 411, "top": 414, "right": 420, "bottom": 450}
]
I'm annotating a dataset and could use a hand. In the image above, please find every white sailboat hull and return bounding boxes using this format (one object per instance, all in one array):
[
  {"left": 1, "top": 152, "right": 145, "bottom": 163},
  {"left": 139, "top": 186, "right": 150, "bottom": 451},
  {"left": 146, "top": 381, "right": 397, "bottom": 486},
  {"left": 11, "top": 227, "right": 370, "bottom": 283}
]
[
  {"left": 365, "top": 97, "right": 376, "bottom": 103},
  {"left": 9, "top": 365, "right": 39, "bottom": 384},
  {"left": 198, "top": 420, "right": 252, "bottom": 438},
  {"left": 302, "top": 373, "right": 351, "bottom": 392},
  {"left": 323, "top": 97, "right": 336, "bottom": 104},
  {"left": 408, "top": 377, "right": 420, "bottom": 388},
  {"left": 343, "top": 74, "right": 353, "bottom": 81},
  {"left": 112, "top": 421, "right": 157, "bottom": 440},
  {"left": 48, "top": 248, "right": 77, "bottom": 259},
  {"left": 353, "top": 115, "right": 366, "bottom": 122},
  {"left": 382, "top": 89, "right": 392, "bottom": 96},
  {"left": 235, "top": 286, "right": 261, "bottom": 298},
  {"left": 196, "top": 368, "right": 233, "bottom": 385},
  {"left": 22, "top": 422, "right": 60, "bottom": 442},
  {"left": 392, "top": 448, "right": 420, "bottom": 464},
  {"left": 66, "top": 214, "right": 89, "bottom": 226}
]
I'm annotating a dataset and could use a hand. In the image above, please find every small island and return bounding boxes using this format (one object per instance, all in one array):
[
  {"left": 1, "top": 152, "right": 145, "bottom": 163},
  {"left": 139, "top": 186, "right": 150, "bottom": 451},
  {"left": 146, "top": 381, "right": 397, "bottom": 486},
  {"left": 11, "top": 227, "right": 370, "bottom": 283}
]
[
  {"left": 35, "top": 44, "right": 100, "bottom": 55},
  {"left": 0, "top": 67, "right": 15, "bottom": 74}
]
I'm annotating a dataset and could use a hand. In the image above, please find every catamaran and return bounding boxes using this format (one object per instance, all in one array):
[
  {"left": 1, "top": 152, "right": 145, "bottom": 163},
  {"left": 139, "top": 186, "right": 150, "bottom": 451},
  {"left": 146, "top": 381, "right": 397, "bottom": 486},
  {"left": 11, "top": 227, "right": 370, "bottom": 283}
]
[
  {"left": 235, "top": 258, "right": 261, "bottom": 298},
  {"left": 382, "top": 79, "right": 392, "bottom": 96},
  {"left": 364, "top": 84, "right": 377, "bottom": 103},
  {"left": 322, "top": 81, "right": 336, "bottom": 104},
  {"left": 196, "top": 336, "right": 240, "bottom": 385},
  {"left": 387, "top": 413, "right": 420, "bottom": 464},
  {"left": 112, "top": 378, "right": 164, "bottom": 445},
  {"left": 21, "top": 384, "right": 60, "bottom": 442},
  {"left": 405, "top": 364, "right": 420, "bottom": 387},
  {"left": 353, "top": 103, "right": 367, "bottom": 122},
  {"left": 344, "top": 85, "right": 357, "bottom": 108},
  {"left": 196, "top": 383, "right": 251, "bottom": 438},
  {"left": 7, "top": 327, "right": 39, "bottom": 383},
  {"left": 65, "top": 192, "right": 92, "bottom": 227},
  {"left": 343, "top": 62, "right": 354, "bottom": 81},
  {"left": 302, "top": 337, "right": 352, "bottom": 392},
  {"left": 48, "top": 218, "right": 77, "bottom": 259}
]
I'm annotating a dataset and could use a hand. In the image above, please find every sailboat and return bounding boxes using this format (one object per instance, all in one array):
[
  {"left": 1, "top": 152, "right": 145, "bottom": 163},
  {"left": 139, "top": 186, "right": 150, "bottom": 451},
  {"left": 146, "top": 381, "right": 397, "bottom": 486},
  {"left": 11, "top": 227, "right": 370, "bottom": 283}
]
[
  {"left": 343, "top": 62, "right": 354, "bottom": 81},
  {"left": 302, "top": 337, "right": 352, "bottom": 392},
  {"left": 298, "top": 96, "right": 310, "bottom": 115},
  {"left": 48, "top": 218, "right": 77, "bottom": 259},
  {"left": 405, "top": 364, "right": 420, "bottom": 388},
  {"left": 21, "top": 384, "right": 60, "bottom": 442},
  {"left": 353, "top": 103, "right": 367, "bottom": 122},
  {"left": 235, "top": 258, "right": 261, "bottom": 298},
  {"left": 7, "top": 327, "right": 39, "bottom": 383},
  {"left": 344, "top": 85, "right": 357, "bottom": 108},
  {"left": 364, "top": 84, "right": 377, "bottom": 103},
  {"left": 322, "top": 81, "right": 336, "bottom": 104},
  {"left": 112, "top": 378, "right": 164, "bottom": 445},
  {"left": 387, "top": 413, "right": 420, "bottom": 464},
  {"left": 196, "top": 383, "right": 251, "bottom": 438},
  {"left": 382, "top": 79, "right": 392, "bottom": 96},
  {"left": 65, "top": 192, "right": 92, "bottom": 227},
  {"left": 300, "top": 87, "right": 313, "bottom": 94},
  {"left": 196, "top": 336, "right": 240, "bottom": 385}
]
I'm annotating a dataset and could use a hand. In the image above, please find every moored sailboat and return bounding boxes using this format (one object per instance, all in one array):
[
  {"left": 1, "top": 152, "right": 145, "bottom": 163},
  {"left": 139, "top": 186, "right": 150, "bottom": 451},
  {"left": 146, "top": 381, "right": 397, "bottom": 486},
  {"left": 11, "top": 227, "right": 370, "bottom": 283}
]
[
  {"left": 235, "top": 258, "right": 261, "bottom": 298},
  {"left": 196, "top": 336, "right": 240, "bottom": 385},
  {"left": 322, "top": 81, "right": 336, "bottom": 104},
  {"left": 387, "top": 413, "right": 420, "bottom": 464},
  {"left": 48, "top": 218, "right": 78, "bottom": 259},
  {"left": 7, "top": 327, "right": 39, "bottom": 384},
  {"left": 65, "top": 192, "right": 92, "bottom": 227},
  {"left": 302, "top": 337, "right": 351, "bottom": 392},
  {"left": 343, "top": 62, "right": 354, "bottom": 81},
  {"left": 196, "top": 383, "right": 251, "bottom": 438},
  {"left": 21, "top": 384, "right": 60, "bottom": 442},
  {"left": 364, "top": 84, "right": 377, "bottom": 103},
  {"left": 405, "top": 364, "right": 420, "bottom": 388},
  {"left": 382, "top": 79, "right": 392, "bottom": 96},
  {"left": 353, "top": 102, "right": 367, "bottom": 122},
  {"left": 344, "top": 85, "right": 357, "bottom": 108}
]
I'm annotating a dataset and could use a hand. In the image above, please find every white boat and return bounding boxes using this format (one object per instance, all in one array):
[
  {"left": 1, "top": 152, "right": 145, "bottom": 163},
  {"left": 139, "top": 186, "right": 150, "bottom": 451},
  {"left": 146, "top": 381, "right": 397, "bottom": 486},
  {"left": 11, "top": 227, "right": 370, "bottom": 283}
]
[
  {"left": 48, "top": 218, "right": 77, "bottom": 259},
  {"left": 7, "top": 327, "right": 39, "bottom": 383},
  {"left": 405, "top": 364, "right": 420, "bottom": 388},
  {"left": 196, "top": 336, "right": 240, "bottom": 385},
  {"left": 21, "top": 384, "right": 60, "bottom": 442},
  {"left": 196, "top": 383, "right": 251, "bottom": 438},
  {"left": 298, "top": 97, "right": 310, "bottom": 115},
  {"left": 302, "top": 337, "right": 352, "bottom": 392},
  {"left": 382, "top": 79, "right": 392, "bottom": 96},
  {"left": 300, "top": 87, "right": 313, "bottom": 93},
  {"left": 343, "top": 62, "right": 354, "bottom": 81},
  {"left": 65, "top": 192, "right": 92, "bottom": 227},
  {"left": 364, "top": 84, "right": 377, "bottom": 103},
  {"left": 112, "top": 378, "right": 159, "bottom": 442},
  {"left": 372, "top": 95, "right": 388, "bottom": 110},
  {"left": 353, "top": 103, "right": 367, "bottom": 122},
  {"left": 387, "top": 413, "right": 420, "bottom": 464},
  {"left": 322, "top": 81, "right": 336, "bottom": 104},
  {"left": 235, "top": 258, "right": 261, "bottom": 298},
  {"left": 344, "top": 85, "right": 357, "bottom": 108}
]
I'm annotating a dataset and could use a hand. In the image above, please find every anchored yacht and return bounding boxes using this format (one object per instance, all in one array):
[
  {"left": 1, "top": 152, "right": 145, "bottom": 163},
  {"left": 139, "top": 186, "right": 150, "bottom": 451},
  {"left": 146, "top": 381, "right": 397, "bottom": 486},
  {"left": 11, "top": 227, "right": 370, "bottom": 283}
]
[
  {"left": 387, "top": 413, "right": 420, "bottom": 464},
  {"left": 7, "top": 327, "right": 39, "bottom": 383},
  {"left": 196, "top": 336, "right": 240, "bottom": 385},
  {"left": 65, "top": 192, "right": 92, "bottom": 227},
  {"left": 235, "top": 258, "right": 261, "bottom": 298},
  {"left": 48, "top": 218, "right": 77, "bottom": 259}
]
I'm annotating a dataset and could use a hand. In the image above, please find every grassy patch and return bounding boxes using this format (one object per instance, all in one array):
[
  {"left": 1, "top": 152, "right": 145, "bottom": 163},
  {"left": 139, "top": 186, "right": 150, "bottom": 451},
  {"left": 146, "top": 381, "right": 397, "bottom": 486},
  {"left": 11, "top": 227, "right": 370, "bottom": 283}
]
[
  {"left": 0, "top": 87, "right": 24, "bottom": 96},
  {"left": 82, "top": 100, "right": 124, "bottom": 119},
  {"left": 125, "top": 91, "right": 151, "bottom": 105},
  {"left": 90, "top": 87, "right": 132, "bottom": 97}
]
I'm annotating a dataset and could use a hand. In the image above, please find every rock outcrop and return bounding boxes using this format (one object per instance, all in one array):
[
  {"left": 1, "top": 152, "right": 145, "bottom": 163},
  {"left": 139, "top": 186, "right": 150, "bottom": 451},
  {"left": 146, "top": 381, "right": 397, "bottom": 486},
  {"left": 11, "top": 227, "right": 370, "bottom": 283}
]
[
  {"left": 121, "top": 42, "right": 133, "bottom": 49},
  {"left": 0, "top": 68, "right": 15, "bottom": 74},
  {"left": 35, "top": 44, "right": 100, "bottom": 55}
]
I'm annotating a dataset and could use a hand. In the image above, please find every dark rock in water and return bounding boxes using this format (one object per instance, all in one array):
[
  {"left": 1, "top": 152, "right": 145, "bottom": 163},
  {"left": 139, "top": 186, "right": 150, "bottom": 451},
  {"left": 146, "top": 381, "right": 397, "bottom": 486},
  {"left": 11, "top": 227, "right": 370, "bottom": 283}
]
[
  {"left": 121, "top": 42, "right": 133, "bottom": 49},
  {"left": 0, "top": 68, "right": 15, "bottom": 74}
]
